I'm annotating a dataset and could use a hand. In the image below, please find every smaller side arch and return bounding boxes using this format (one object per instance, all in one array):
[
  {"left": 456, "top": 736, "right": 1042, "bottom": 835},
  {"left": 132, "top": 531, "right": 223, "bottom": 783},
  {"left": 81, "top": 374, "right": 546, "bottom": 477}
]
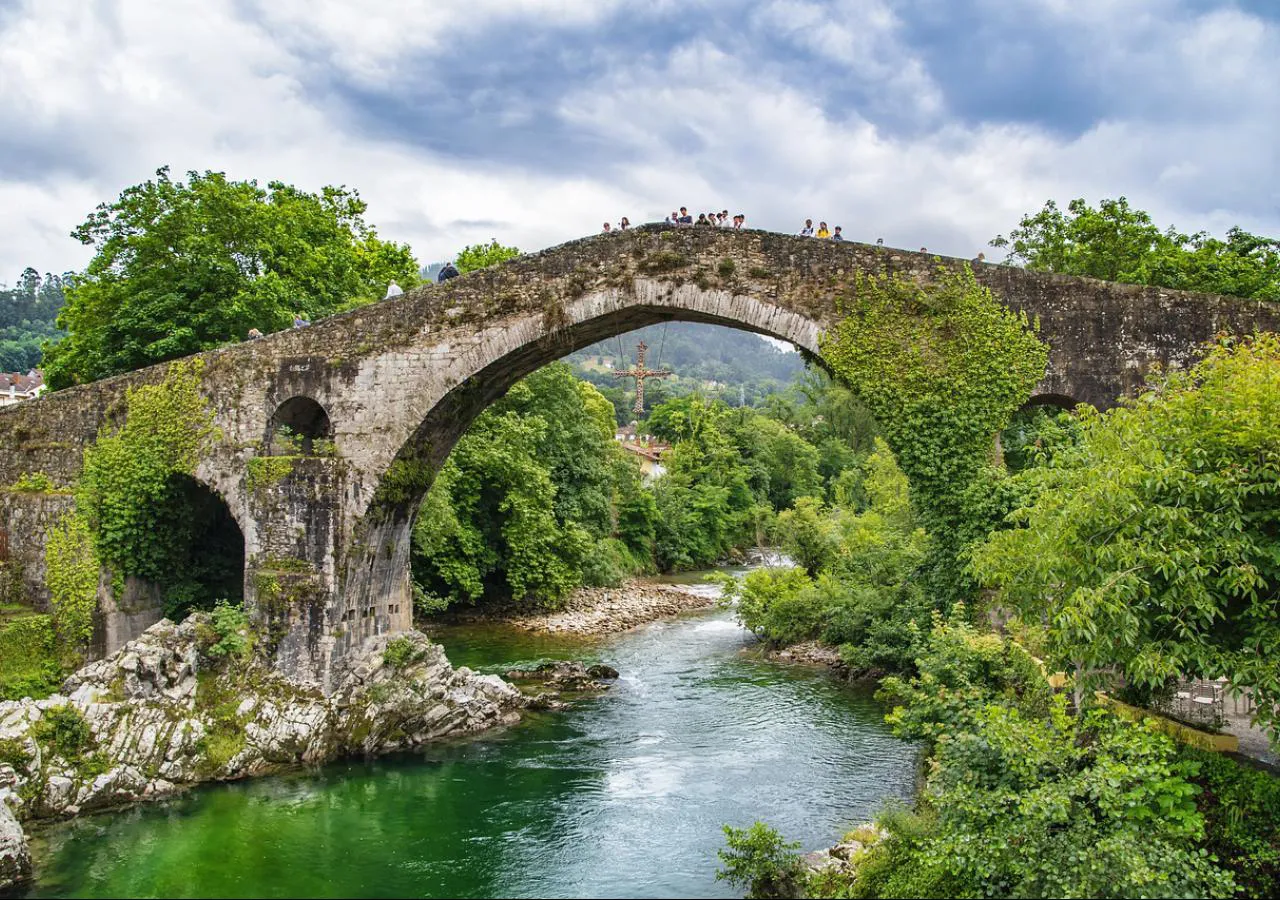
[
  {"left": 1024, "top": 392, "right": 1083, "bottom": 412},
  {"left": 268, "top": 395, "right": 334, "bottom": 454}
]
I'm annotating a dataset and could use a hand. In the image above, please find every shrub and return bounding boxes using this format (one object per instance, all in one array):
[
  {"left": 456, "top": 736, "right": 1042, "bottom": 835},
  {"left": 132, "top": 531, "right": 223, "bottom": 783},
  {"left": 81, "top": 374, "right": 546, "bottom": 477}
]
[
  {"left": 32, "top": 704, "right": 93, "bottom": 760},
  {"left": 8, "top": 472, "right": 56, "bottom": 492},
  {"left": 201, "top": 602, "right": 249, "bottom": 659},
  {"left": 383, "top": 635, "right": 420, "bottom": 669},
  {"left": 716, "top": 822, "right": 807, "bottom": 899}
]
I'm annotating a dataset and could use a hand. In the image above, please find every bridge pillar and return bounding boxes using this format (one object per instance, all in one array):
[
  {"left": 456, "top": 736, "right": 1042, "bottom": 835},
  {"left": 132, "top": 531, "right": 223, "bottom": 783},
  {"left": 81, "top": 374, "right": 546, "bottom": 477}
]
[{"left": 243, "top": 456, "right": 346, "bottom": 689}]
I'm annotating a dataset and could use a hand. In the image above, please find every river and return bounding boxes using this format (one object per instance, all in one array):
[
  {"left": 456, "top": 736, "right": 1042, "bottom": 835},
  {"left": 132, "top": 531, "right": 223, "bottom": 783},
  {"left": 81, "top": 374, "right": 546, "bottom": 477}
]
[{"left": 24, "top": 570, "right": 918, "bottom": 899}]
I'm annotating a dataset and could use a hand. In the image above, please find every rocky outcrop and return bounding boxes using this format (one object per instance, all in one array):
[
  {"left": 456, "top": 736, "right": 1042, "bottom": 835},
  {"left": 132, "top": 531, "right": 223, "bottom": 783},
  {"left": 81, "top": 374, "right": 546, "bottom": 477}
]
[
  {"left": 0, "top": 616, "right": 524, "bottom": 834},
  {"left": 0, "top": 801, "right": 30, "bottom": 892},
  {"left": 802, "top": 824, "right": 888, "bottom": 885},
  {"left": 448, "top": 581, "right": 716, "bottom": 635},
  {"left": 767, "top": 641, "right": 848, "bottom": 673},
  {"left": 504, "top": 661, "right": 619, "bottom": 709}
]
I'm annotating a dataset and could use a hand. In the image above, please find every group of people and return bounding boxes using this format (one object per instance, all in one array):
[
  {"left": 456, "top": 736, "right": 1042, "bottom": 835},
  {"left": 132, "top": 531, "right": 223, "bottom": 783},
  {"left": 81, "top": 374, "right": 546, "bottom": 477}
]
[
  {"left": 665, "top": 208, "right": 747, "bottom": 229},
  {"left": 798, "top": 219, "right": 847, "bottom": 241}
]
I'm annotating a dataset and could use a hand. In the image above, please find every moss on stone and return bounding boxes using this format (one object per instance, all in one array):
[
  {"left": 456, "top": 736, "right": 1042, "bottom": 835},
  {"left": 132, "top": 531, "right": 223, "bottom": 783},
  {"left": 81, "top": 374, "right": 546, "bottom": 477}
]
[{"left": 246, "top": 455, "right": 298, "bottom": 492}]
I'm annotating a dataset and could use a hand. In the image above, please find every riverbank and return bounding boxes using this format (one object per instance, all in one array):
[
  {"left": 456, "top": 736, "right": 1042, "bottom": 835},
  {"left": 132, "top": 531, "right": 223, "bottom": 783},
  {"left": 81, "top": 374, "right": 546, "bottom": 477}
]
[
  {"left": 0, "top": 614, "right": 527, "bottom": 892},
  {"left": 434, "top": 580, "right": 717, "bottom": 635}
]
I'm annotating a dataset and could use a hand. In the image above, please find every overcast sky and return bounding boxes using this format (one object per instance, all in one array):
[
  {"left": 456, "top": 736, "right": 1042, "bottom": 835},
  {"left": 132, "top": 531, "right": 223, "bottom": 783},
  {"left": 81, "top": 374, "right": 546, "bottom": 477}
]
[{"left": 2, "top": 0, "right": 1278, "bottom": 279}]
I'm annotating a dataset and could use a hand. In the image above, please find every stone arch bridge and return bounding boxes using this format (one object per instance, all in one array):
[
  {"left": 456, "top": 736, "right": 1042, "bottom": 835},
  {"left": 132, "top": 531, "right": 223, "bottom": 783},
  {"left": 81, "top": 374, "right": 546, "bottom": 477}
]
[{"left": 2, "top": 226, "right": 1276, "bottom": 691}]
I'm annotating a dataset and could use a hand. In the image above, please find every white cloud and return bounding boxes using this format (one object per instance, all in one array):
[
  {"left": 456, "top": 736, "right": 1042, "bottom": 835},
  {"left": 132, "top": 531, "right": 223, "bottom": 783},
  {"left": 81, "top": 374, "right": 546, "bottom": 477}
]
[{"left": 0, "top": 0, "right": 1276, "bottom": 281}]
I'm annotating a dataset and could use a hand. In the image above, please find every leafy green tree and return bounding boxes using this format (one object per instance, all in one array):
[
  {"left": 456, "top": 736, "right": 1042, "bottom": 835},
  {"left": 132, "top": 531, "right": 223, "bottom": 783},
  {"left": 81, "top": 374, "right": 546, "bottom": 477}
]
[
  {"left": 0, "top": 268, "right": 66, "bottom": 370},
  {"left": 45, "top": 168, "right": 419, "bottom": 388},
  {"left": 993, "top": 197, "right": 1280, "bottom": 300},
  {"left": 455, "top": 240, "right": 520, "bottom": 274},
  {"left": 773, "top": 496, "right": 836, "bottom": 574},
  {"left": 412, "top": 363, "right": 651, "bottom": 609},
  {"left": 971, "top": 335, "right": 1280, "bottom": 738}
]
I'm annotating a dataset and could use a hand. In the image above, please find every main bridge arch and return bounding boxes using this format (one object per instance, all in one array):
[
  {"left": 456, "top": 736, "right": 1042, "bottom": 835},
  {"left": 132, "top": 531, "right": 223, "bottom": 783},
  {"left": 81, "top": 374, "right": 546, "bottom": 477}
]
[{"left": 2, "top": 225, "right": 1277, "bottom": 691}]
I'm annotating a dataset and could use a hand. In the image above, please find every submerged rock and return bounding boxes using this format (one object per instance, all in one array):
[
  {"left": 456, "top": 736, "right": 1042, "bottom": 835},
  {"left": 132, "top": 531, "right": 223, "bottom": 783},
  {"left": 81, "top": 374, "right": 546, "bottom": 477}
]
[
  {"left": 0, "top": 616, "right": 526, "bottom": 836},
  {"left": 504, "top": 661, "right": 619, "bottom": 693}
]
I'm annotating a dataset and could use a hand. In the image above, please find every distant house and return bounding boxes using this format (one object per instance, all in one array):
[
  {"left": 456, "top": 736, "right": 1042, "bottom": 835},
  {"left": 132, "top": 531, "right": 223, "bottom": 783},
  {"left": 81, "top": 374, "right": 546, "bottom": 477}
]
[
  {"left": 614, "top": 423, "right": 670, "bottom": 482},
  {"left": 0, "top": 370, "right": 44, "bottom": 406}
]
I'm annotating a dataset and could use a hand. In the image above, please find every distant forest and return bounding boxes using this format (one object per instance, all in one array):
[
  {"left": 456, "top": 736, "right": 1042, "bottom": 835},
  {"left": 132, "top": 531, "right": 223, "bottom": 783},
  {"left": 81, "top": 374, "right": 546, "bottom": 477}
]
[
  {"left": 564, "top": 322, "right": 806, "bottom": 422},
  {"left": 0, "top": 269, "right": 65, "bottom": 371}
]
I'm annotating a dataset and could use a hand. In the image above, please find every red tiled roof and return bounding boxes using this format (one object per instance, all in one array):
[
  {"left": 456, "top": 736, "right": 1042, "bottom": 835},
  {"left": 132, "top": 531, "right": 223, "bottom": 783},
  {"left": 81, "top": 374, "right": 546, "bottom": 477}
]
[{"left": 0, "top": 370, "right": 44, "bottom": 394}]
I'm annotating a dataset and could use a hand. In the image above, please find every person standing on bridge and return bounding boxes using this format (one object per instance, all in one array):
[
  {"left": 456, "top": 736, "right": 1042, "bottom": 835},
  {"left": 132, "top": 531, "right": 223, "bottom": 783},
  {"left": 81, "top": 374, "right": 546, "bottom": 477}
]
[
  {"left": 603, "top": 222, "right": 612, "bottom": 233},
  {"left": 832, "top": 226, "right": 845, "bottom": 241},
  {"left": 437, "top": 261, "right": 460, "bottom": 283},
  {"left": 816, "top": 221, "right": 831, "bottom": 239},
  {"left": 620, "top": 217, "right": 631, "bottom": 230},
  {"left": 678, "top": 207, "right": 693, "bottom": 225},
  {"left": 800, "top": 219, "right": 814, "bottom": 237},
  {"left": 734, "top": 214, "right": 746, "bottom": 229}
]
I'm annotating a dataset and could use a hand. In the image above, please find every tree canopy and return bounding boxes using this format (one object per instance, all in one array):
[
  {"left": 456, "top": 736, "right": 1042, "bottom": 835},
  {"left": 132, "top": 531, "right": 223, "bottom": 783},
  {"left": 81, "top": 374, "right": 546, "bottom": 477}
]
[
  {"left": 991, "top": 197, "right": 1280, "bottom": 300},
  {"left": 44, "top": 167, "right": 420, "bottom": 388},
  {"left": 971, "top": 335, "right": 1280, "bottom": 736}
]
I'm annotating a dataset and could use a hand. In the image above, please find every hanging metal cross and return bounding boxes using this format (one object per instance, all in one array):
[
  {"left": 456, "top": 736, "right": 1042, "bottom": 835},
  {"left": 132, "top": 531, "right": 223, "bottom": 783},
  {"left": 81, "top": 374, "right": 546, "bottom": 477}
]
[{"left": 613, "top": 341, "right": 672, "bottom": 416}]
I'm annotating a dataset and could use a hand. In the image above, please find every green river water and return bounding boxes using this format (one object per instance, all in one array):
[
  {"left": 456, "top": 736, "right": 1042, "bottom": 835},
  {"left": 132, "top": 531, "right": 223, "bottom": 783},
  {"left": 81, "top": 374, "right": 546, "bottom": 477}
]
[{"left": 24, "top": 571, "right": 917, "bottom": 899}]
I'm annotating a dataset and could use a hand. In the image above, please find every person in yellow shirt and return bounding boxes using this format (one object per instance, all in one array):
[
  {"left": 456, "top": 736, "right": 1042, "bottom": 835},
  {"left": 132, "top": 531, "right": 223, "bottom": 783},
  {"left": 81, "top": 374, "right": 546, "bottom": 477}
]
[{"left": 816, "top": 221, "right": 831, "bottom": 239}]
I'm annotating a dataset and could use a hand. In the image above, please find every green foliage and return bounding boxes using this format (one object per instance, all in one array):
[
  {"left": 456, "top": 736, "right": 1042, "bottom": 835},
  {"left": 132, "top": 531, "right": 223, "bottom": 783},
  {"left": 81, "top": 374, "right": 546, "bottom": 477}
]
[
  {"left": 1187, "top": 748, "right": 1280, "bottom": 898},
  {"left": 382, "top": 635, "right": 420, "bottom": 669},
  {"left": 454, "top": 239, "right": 520, "bottom": 274},
  {"left": 840, "top": 614, "right": 1239, "bottom": 899},
  {"left": 32, "top": 704, "right": 94, "bottom": 761},
  {"left": 0, "top": 615, "right": 63, "bottom": 700},
  {"left": 716, "top": 822, "right": 807, "bottom": 900},
  {"left": 999, "top": 404, "right": 1081, "bottom": 474},
  {"left": 774, "top": 496, "right": 837, "bottom": 574},
  {"left": 69, "top": 361, "right": 242, "bottom": 619},
  {"left": 44, "top": 512, "right": 100, "bottom": 648},
  {"left": 412, "top": 364, "right": 638, "bottom": 610},
  {"left": 201, "top": 602, "right": 249, "bottom": 659},
  {"left": 723, "top": 566, "right": 816, "bottom": 644},
  {"left": 992, "top": 197, "right": 1280, "bottom": 300},
  {"left": 44, "top": 167, "right": 419, "bottom": 387},
  {"left": 819, "top": 267, "right": 1047, "bottom": 600},
  {"left": 0, "top": 737, "right": 31, "bottom": 771},
  {"left": 246, "top": 455, "right": 297, "bottom": 492},
  {"left": 971, "top": 335, "right": 1280, "bottom": 738},
  {"left": 0, "top": 267, "right": 66, "bottom": 371},
  {"left": 8, "top": 472, "right": 57, "bottom": 492}
]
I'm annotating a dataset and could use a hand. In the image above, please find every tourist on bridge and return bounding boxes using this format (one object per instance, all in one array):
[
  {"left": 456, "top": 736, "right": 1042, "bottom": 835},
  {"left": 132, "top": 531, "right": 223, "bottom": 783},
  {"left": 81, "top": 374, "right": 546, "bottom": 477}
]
[
  {"left": 695, "top": 213, "right": 710, "bottom": 226},
  {"left": 384, "top": 281, "right": 404, "bottom": 299},
  {"left": 247, "top": 327, "right": 263, "bottom": 340},
  {"left": 800, "top": 219, "right": 815, "bottom": 236},
  {"left": 734, "top": 214, "right": 745, "bottom": 229},
  {"left": 437, "top": 261, "right": 460, "bottom": 283},
  {"left": 719, "top": 210, "right": 729, "bottom": 226},
  {"left": 678, "top": 207, "right": 693, "bottom": 225},
  {"left": 602, "top": 222, "right": 612, "bottom": 233},
  {"left": 667, "top": 210, "right": 680, "bottom": 224},
  {"left": 292, "top": 313, "right": 310, "bottom": 329},
  {"left": 832, "top": 226, "right": 845, "bottom": 241},
  {"left": 816, "top": 222, "right": 831, "bottom": 238},
  {"left": 619, "top": 217, "right": 630, "bottom": 230}
]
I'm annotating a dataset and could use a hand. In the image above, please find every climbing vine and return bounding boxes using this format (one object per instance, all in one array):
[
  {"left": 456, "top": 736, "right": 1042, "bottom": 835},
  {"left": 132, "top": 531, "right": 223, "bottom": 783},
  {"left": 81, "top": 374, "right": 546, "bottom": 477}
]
[
  {"left": 44, "top": 511, "right": 101, "bottom": 648},
  {"left": 75, "top": 360, "right": 219, "bottom": 581},
  {"left": 819, "top": 267, "right": 1047, "bottom": 591}
]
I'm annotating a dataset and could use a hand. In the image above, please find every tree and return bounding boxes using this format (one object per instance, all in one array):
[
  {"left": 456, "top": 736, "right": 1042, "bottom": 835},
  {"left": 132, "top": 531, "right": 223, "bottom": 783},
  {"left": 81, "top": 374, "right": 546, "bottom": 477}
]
[
  {"left": 44, "top": 168, "right": 419, "bottom": 388},
  {"left": 971, "top": 335, "right": 1280, "bottom": 738},
  {"left": 992, "top": 197, "right": 1280, "bottom": 300},
  {"left": 455, "top": 240, "right": 520, "bottom": 274}
]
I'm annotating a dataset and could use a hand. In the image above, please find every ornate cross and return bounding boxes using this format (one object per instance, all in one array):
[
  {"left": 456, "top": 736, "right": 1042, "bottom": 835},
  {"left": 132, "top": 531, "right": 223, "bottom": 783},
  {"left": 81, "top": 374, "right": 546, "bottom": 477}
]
[{"left": 613, "top": 341, "right": 672, "bottom": 416}]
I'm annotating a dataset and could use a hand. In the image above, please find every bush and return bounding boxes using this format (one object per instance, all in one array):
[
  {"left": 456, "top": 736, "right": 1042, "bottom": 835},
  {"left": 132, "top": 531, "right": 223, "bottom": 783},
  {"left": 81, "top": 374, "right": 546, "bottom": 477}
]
[
  {"left": 201, "top": 602, "right": 249, "bottom": 659},
  {"left": 716, "top": 822, "right": 807, "bottom": 899},
  {"left": 1188, "top": 748, "right": 1280, "bottom": 898},
  {"left": 383, "top": 635, "right": 420, "bottom": 669},
  {"left": 32, "top": 704, "right": 93, "bottom": 760},
  {"left": 8, "top": 472, "right": 56, "bottom": 492}
]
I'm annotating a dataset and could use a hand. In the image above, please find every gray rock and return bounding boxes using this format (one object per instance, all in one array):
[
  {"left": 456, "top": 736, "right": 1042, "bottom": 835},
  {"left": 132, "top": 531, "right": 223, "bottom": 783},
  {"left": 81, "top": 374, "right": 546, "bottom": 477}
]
[{"left": 0, "top": 801, "right": 30, "bottom": 891}]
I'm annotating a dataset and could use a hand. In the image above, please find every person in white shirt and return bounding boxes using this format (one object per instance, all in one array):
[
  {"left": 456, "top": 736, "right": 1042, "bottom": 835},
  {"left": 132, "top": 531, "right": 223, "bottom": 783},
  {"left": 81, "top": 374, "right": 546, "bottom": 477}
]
[{"left": 800, "top": 219, "right": 815, "bottom": 237}]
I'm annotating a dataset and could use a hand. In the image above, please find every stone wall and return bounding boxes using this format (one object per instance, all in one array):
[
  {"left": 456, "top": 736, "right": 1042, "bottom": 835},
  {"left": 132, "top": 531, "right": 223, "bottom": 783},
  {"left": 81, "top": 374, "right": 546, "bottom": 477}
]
[{"left": 0, "top": 491, "right": 76, "bottom": 612}]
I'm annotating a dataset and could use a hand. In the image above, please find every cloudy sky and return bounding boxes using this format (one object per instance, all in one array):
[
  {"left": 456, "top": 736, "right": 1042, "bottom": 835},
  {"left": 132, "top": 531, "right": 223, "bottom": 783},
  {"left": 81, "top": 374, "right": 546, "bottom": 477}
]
[{"left": 1, "top": 0, "right": 1278, "bottom": 279}]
